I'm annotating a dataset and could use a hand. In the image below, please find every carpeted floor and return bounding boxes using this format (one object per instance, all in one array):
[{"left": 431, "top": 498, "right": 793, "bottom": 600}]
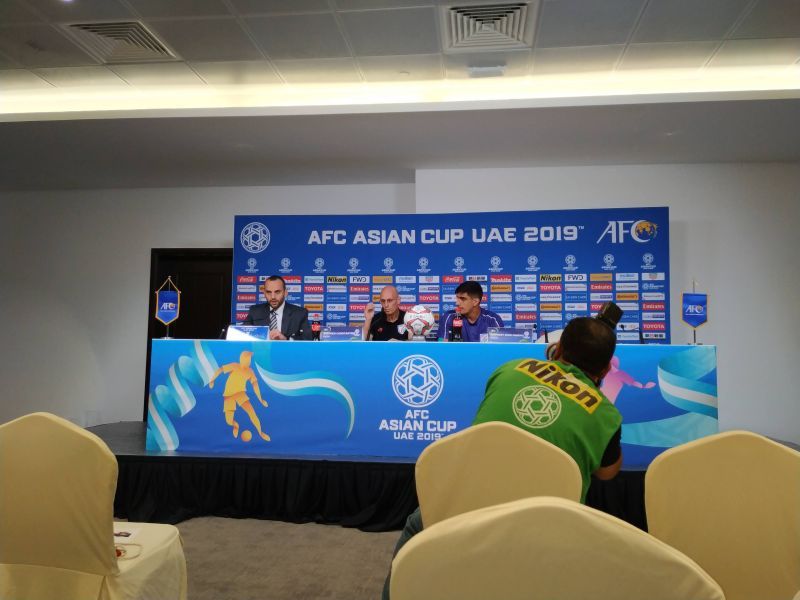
[{"left": 177, "top": 517, "right": 399, "bottom": 600}]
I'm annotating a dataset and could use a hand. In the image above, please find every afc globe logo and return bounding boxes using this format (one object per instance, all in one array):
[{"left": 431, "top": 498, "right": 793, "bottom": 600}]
[
  {"left": 279, "top": 257, "right": 292, "bottom": 273},
  {"left": 417, "top": 256, "right": 430, "bottom": 273},
  {"left": 453, "top": 256, "right": 466, "bottom": 273},
  {"left": 526, "top": 255, "right": 540, "bottom": 272},
  {"left": 513, "top": 385, "right": 562, "bottom": 429},
  {"left": 686, "top": 304, "right": 705, "bottom": 314},
  {"left": 313, "top": 257, "right": 326, "bottom": 273},
  {"left": 489, "top": 256, "right": 503, "bottom": 272},
  {"left": 160, "top": 302, "right": 176, "bottom": 310},
  {"left": 347, "top": 257, "right": 361, "bottom": 273},
  {"left": 246, "top": 257, "right": 259, "bottom": 273},
  {"left": 382, "top": 257, "right": 395, "bottom": 273},
  {"left": 563, "top": 254, "right": 577, "bottom": 271},
  {"left": 240, "top": 222, "right": 271, "bottom": 253},
  {"left": 596, "top": 220, "right": 658, "bottom": 244},
  {"left": 392, "top": 355, "right": 444, "bottom": 408}
]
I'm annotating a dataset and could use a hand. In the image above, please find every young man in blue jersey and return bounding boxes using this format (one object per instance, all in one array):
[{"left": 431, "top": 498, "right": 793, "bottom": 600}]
[{"left": 437, "top": 280, "right": 503, "bottom": 341}]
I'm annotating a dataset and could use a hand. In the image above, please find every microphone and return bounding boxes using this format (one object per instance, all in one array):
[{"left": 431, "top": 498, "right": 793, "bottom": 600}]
[{"left": 218, "top": 326, "right": 228, "bottom": 339}]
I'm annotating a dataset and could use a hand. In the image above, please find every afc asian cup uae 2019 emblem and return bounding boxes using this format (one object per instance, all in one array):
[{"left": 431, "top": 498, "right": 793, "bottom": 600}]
[{"left": 392, "top": 354, "right": 444, "bottom": 408}]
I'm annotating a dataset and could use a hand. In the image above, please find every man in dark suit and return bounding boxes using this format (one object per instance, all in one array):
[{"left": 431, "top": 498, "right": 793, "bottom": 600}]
[{"left": 243, "top": 275, "right": 312, "bottom": 340}]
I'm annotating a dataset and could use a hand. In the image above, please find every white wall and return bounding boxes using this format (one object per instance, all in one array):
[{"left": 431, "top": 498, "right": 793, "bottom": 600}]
[
  {"left": 2, "top": 164, "right": 799, "bottom": 444},
  {"left": 0, "top": 184, "right": 414, "bottom": 426},
  {"left": 416, "top": 164, "right": 800, "bottom": 442}
]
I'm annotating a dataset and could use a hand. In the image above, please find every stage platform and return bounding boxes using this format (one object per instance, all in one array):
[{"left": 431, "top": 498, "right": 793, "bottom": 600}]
[{"left": 91, "top": 421, "right": 648, "bottom": 532}]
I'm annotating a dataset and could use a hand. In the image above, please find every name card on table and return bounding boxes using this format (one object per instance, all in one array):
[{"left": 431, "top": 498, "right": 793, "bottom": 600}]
[
  {"left": 320, "top": 326, "right": 362, "bottom": 341},
  {"left": 226, "top": 325, "right": 270, "bottom": 341},
  {"left": 487, "top": 327, "right": 534, "bottom": 343}
]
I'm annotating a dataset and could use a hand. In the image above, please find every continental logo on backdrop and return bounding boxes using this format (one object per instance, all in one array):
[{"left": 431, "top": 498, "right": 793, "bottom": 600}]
[
  {"left": 616, "top": 293, "right": 639, "bottom": 301},
  {"left": 515, "top": 359, "right": 600, "bottom": 414},
  {"left": 590, "top": 273, "right": 613, "bottom": 281},
  {"left": 373, "top": 275, "right": 393, "bottom": 283},
  {"left": 539, "top": 274, "right": 562, "bottom": 283}
]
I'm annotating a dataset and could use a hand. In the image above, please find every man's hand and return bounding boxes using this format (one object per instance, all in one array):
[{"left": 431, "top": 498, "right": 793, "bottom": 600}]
[
  {"left": 269, "top": 329, "right": 287, "bottom": 341},
  {"left": 364, "top": 302, "right": 375, "bottom": 320}
]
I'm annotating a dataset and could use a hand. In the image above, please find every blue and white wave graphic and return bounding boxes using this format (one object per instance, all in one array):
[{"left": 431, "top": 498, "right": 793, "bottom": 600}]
[
  {"left": 254, "top": 363, "right": 355, "bottom": 438},
  {"left": 147, "top": 340, "right": 218, "bottom": 450},
  {"left": 623, "top": 347, "right": 718, "bottom": 448}
]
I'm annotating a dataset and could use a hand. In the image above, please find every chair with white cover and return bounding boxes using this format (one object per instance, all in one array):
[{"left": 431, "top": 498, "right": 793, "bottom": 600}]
[
  {"left": 415, "top": 421, "right": 582, "bottom": 527},
  {"left": 645, "top": 430, "right": 800, "bottom": 600},
  {"left": 0, "top": 412, "right": 187, "bottom": 600},
  {"left": 391, "top": 496, "right": 725, "bottom": 600}
]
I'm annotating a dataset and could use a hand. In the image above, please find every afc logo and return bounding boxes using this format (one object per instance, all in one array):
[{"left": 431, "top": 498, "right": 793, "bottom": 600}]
[
  {"left": 686, "top": 305, "right": 705, "bottom": 314},
  {"left": 392, "top": 355, "right": 444, "bottom": 408},
  {"left": 596, "top": 220, "right": 658, "bottom": 244}
]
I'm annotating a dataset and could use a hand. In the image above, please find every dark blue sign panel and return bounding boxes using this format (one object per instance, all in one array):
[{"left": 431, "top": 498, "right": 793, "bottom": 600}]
[
  {"left": 232, "top": 207, "right": 670, "bottom": 343},
  {"left": 682, "top": 293, "right": 708, "bottom": 328},
  {"left": 147, "top": 340, "right": 717, "bottom": 468}
]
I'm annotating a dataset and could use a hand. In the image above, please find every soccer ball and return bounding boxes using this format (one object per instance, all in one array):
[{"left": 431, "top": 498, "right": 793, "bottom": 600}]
[
  {"left": 240, "top": 430, "right": 252, "bottom": 442},
  {"left": 404, "top": 305, "right": 435, "bottom": 338}
]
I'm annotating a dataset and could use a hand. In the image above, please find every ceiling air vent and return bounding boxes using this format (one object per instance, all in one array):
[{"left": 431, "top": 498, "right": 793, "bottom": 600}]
[
  {"left": 442, "top": 2, "right": 538, "bottom": 53},
  {"left": 61, "top": 21, "right": 176, "bottom": 64}
]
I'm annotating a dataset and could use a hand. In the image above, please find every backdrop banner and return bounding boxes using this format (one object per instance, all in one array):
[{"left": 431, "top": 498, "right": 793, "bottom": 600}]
[
  {"left": 232, "top": 207, "right": 670, "bottom": 343},
  {"left": 147, "top": 340, "right": 716, "bottom": 468}
]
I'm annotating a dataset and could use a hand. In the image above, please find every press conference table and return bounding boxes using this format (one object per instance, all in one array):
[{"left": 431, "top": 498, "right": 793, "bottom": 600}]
[{"left": 147, "top": 339, "right": 718, "bottom": 469}]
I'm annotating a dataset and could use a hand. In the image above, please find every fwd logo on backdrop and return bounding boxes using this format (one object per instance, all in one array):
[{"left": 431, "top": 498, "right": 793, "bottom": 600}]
[{"left": 596, "top": 220, "right": 658, "bottom": 244}]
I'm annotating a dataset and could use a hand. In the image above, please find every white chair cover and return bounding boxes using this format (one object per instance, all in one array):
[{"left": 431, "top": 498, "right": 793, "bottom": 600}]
[
  {"left": 415, "top": 421, "right": 582, "bottom": 526},
  {"left": 391, "top": 496, "right": 725, "bottom": 600},
  {"left": 0, "top": 412, "right": 187, "bottom": 600},
  {"left": 646, "top": 430, "right": 800, "bottom": 600}
]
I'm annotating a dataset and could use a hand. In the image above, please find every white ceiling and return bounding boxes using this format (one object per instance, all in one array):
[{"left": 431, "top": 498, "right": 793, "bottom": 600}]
[{"left": 0, "top": 0, "right": 798, "bottom": 190}]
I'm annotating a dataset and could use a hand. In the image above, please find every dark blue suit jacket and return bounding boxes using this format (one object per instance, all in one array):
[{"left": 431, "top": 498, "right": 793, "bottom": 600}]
[{"left": 243, "top": 302, "right": 312, "bottom": 340}]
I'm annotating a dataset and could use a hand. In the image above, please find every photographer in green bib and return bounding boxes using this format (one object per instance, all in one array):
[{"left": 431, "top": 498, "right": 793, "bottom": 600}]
[{"left": 382, "top": 304, "right": 623, "bottom": 600}]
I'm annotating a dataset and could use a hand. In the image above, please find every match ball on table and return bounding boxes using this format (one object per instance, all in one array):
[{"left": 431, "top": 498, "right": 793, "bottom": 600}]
[
  {"left": 404, "top": 304, "right": 435, "bottom": 337},
  {"left": 240, "top": 430, "right": 252, "bottom": 442}
]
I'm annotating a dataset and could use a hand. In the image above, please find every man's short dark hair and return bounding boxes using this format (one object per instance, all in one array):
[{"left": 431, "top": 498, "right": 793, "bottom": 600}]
[
  {"left": 455, "top": 280, "right": 483, "bottom": 300},
  {"left": 265, "top": 275, "right": 286, "bottom": 289},
  {"left": 559, "top": 317, "right": 617, "bottom": 378}
]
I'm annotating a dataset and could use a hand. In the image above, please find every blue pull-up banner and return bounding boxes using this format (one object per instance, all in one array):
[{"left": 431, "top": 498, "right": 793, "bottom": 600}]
[{"left": 232, "top": 207, "right": 670, "bottom": 343}]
